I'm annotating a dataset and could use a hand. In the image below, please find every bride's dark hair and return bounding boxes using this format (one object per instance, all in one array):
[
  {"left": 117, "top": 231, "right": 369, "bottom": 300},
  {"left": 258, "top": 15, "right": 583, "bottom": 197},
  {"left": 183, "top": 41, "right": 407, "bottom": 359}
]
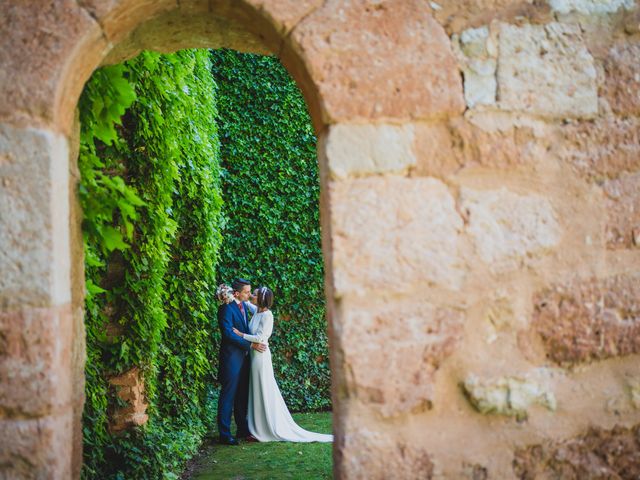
[{"left": 257, "top": 286, "right": 273, "bottom": 309}]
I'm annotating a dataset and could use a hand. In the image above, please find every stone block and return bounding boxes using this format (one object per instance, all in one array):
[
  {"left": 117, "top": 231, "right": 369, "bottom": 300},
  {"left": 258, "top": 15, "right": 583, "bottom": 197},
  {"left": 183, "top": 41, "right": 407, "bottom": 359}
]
[
  {"left": 412, "top": 117, "right": 545, "bottom": 177},
  {"left": 341, "top": 300, "right": 464, "bottom": 417},
  {"left": 243, "top": 0, "right": 324, "bottom": 35},
  {"left": 289, "top": 0, "right": 464, "bottom": 123},
  {"left": 462, "top": 374, "right": 556, "bottom": 420},
  {"left": 513, "top": 424, "right": 640, "bottom": 479},
  {"left": 531, "top": 273, "right": 640, "bottom": 365},
  {"left": 432, "top": 1, "right": 552, "bottom": 35},
  {"left": 604, "top": 172, "right": 640, "bottom": 249},
  {"left": 322, "top": 123, "right": 416, "bottom": 179},
  {"left": 0, "top": 306, "right": 73, "bottom": 417},
  {"left": 330, "top": 176, "right": 465, "bottom": 297},
  {"left": 497, "top": 22, "right": 598, "bottom": 119},
  {"left": 78, "top": 0, "right": 175, "bottom": 44},
  {"left": 554, "top": 117, "right": 640, "bottom": 181},
  {"left": 548, "top": 0, "right": 635, "bottom": 14},
  {"left": 0, "top": 412, "right": 72, "bottom": 479},
  {"left": 601, "top": 41, "right": 640, "bottom": 117},
  {"left": 337, "top": 426, "right": 434, "bottom": 479},
  {"left": 0, "top": 124, "right": 71, "bottom": 307},
  {"left": 453, "top": 26, "right": 498, "bottom": 108},
  {"left": 0, "top": 0, "right": 106, "bottom": 132},
  {"left": 460, "top": 187, "right": 561, "bottom": 266}
]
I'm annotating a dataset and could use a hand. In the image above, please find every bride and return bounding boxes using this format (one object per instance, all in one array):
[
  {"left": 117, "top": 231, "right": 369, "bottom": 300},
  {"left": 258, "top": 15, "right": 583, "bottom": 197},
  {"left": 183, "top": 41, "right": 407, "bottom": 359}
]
[{"left": 231, "top": 286, "right": 332, "bottom": 443}]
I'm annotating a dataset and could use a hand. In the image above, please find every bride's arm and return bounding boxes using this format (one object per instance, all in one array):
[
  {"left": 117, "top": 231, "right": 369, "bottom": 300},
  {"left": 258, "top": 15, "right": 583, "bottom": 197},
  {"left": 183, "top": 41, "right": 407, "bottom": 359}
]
[{"left": 240, "top": 311, "right": 273, "bottom": 344}]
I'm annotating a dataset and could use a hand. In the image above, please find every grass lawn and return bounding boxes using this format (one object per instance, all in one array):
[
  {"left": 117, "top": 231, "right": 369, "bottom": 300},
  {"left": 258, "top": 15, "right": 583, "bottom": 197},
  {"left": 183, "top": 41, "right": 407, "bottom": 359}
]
[{"left": 183, "top": 412, "right": 333, "bottom": 480}]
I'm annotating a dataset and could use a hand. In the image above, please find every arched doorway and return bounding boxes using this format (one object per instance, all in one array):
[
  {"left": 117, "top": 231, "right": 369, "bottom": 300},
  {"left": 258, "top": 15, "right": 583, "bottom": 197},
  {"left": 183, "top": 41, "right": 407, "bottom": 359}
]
[{"left": 0, "top": 1, "right": 465, "bottom": 478}]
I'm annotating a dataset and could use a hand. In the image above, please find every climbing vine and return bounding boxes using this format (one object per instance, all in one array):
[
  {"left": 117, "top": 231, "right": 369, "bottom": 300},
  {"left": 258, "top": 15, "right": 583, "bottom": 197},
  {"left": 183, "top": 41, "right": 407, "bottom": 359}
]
[
  {"left": 80, "top": 49, "right": 222, "bottom": 479},
  {"left": 211, "top": 50, "right": 330, "bottom": 412},
  {"left": 80, "top": 48, "right": 329, "bottom": 479}
]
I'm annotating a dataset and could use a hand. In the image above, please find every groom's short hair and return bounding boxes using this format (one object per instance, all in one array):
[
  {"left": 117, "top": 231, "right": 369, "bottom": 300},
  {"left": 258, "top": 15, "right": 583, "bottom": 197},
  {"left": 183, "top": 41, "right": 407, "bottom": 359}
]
[{"left": 231, "top": 278, "right": 251, "bottom": 292}]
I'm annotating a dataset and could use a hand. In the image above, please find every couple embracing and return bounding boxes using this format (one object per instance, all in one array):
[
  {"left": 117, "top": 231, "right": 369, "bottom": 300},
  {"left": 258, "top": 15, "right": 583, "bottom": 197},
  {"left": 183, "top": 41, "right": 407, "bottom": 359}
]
[{"left": 216, "top": 278, "right": 333, "bottom": 445}]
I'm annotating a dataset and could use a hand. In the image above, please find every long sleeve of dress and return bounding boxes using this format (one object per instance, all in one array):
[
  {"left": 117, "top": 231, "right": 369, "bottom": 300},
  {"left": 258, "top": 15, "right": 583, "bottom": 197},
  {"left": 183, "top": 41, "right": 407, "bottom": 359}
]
[{"left": 243, "top": 311, "right": 273, "bottom": 344}]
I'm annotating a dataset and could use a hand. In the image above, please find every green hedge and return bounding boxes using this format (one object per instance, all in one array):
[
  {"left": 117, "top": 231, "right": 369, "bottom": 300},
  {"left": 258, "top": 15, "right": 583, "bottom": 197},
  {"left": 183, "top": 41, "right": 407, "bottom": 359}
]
[
  {"left": 79, "top": 47, "right": 330, "bottom": 479},
  {"left": 211, "top": 50, "right": 330, "bottom": 412},
  {"left": 79, "top": 49, "right": 222, "bottom": 479}
]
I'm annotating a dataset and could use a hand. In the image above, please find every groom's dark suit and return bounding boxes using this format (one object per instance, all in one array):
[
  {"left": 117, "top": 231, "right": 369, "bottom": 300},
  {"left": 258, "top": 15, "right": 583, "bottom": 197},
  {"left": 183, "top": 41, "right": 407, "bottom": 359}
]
[{"left": 217, "top": 301, "right": 252, "bottom": 441}]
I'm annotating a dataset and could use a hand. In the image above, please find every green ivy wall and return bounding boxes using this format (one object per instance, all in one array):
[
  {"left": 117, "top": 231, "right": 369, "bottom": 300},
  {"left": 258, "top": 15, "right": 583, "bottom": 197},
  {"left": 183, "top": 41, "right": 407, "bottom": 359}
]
[{"left": 79, "top": 48, "right": 328, "bottom": 479}]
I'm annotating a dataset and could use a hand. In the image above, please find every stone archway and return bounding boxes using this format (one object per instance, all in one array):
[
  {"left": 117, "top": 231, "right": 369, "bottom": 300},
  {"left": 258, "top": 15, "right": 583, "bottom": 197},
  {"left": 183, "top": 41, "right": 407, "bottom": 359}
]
[
  {"left": 0, "top": 1, "right": 463, "bottom": 477},
  {"left": 4, "top": 1, "right": 640, "bottom": 479}
]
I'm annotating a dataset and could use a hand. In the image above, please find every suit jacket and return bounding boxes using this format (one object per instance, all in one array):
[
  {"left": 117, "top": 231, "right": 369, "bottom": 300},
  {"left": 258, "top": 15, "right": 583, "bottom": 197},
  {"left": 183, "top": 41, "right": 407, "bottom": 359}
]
[{"left": 217, "top": 301, "right": 252, "bottom": 379}]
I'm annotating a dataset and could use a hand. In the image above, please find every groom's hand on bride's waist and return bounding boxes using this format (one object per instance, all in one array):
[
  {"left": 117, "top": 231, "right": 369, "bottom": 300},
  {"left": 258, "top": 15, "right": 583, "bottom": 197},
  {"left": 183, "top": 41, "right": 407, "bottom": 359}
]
[{"left": 251, "top": 343, "right": 267, "bottom": 353}]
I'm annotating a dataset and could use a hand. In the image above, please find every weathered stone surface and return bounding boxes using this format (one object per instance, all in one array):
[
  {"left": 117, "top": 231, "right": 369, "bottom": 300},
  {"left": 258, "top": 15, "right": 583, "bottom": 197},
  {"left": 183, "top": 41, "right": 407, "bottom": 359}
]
[
  {"left": 554, "top": 117, "right": 640, "bottom": 181},
  {"left": 289, "top": 0, "right": 464, "bottom": 123},
  {"left": 548, "top": 0, "right": 635, "bottom": 14},
  {"left": 0, "top": 306, "right": 73, "bottom": 417},
  {"left": 513, "top": 424, "right": 640, "bottom": 480},
  {"left": 412, "top": 117, "right": 546, "bottom": 177},
  {"left": 78, "top": 0, "right": 175, "bottom": 44},
  {"left": 497, "top": 22, "right": 598, "bottom": 119},
  {"left": 0, "top": 124, "right": 71, "bottom": 308},
  {"left": 531, "top": 273, "right": 640, "bottom": 365},
  {"left": 243, "top": 0, "right": 323, "bottom": 35},
  {"left": 432, "top": 0, "right": 552, "bottom": 35},
  {"left": 109, "top": 367, "right": 149, "bottom": 432},
  {"left": 461, "top": 187, "right": 561, "bottom": 266},
  {"left": 604, "top": 173, "right": 640, "bottom": 249},
  {"left": 341, "top": 301, "right": 464, "bottom": 417},
  {"left": 323, "top": 124, "right": 416, "bottom": 179},
  {"left": 0, "top": 412, "right": 72, "bottom": 479},
  {"left": 330, "top": 176, "right": 465, "bottom": 297},
  {"left": 453, "top": 26, "right": 498, "bottom": 108},
  {"left": 463, "top": 374, "right": 556, "bottom": 420},
  {"left": 0, "top": 0, "right": 107, "bottom": 131},
  {"left": 601, "top": 41, "right": 640, "bottom": 116},
  {"left": 337, "top": 427, "right": 434, "bottom": 479}
]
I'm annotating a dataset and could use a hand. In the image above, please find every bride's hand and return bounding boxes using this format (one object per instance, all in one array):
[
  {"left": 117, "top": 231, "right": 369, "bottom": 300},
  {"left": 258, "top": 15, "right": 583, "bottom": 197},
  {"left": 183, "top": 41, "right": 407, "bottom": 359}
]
[{"left": 232, "top": 327, "right": 243, "bottom": 337}]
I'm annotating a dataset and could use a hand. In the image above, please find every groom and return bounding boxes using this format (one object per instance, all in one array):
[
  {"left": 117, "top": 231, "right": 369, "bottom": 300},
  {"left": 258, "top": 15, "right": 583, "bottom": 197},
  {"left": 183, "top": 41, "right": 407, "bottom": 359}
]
[{"left": 217, "top": 278, "right": 265, "bottom": 445}]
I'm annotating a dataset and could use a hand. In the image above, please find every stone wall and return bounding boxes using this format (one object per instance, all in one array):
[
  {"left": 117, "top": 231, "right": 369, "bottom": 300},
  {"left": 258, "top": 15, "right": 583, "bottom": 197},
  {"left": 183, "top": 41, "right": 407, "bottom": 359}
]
[{"left": 0, "top": 0, "right": 639, "bottom": 478}]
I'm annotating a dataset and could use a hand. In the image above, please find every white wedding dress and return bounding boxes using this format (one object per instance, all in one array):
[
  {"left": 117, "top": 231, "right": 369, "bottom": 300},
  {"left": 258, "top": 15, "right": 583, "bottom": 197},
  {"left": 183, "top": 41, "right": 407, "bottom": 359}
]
[{"left": 244, "top": 309, "right": 333, "bottom": 443}]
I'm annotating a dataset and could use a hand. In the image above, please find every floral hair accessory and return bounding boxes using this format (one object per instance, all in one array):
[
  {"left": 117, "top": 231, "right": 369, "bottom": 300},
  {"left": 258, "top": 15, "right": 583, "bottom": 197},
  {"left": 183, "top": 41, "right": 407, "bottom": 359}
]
[{"left": 216, "top": 284, "right": 235, "bottom": 304}]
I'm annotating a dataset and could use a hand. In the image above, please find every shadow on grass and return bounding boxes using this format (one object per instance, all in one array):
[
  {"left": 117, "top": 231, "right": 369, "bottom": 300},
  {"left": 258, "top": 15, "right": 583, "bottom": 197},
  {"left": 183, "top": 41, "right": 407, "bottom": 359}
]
[{"left": 182, "top": 412, "right": 333, "bottom": 480}]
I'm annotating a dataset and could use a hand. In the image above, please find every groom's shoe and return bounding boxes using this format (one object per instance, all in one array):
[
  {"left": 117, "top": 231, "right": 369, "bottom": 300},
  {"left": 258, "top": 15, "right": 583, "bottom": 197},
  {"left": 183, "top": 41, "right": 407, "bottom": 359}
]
[
  {"left": 219, "top": 436, "right": 239, "bottom": 446},
  {"left": 244, "top": 434, "right": 259, "bottom": 443}
]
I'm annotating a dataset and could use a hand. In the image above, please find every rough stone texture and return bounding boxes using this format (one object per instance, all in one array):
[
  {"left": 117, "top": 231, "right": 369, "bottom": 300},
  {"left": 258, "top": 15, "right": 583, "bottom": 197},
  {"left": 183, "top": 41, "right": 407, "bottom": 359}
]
[
  {"left": 289, "top": 0, "right": 465, "bottom": 123},
  {"left": 432, "top": 0, "right": 552, "bottom": 35},
  {"left": 243, "top": 0, "right": 324, "bottom": 35},
  {"left": 497, "top": 22, "right": 598, "bottom": 119},
  {"left": 0, "top": 0, "right": 107, "bottom": 132},
  {"left": 330, "top": 176, "right": 465, "bottom": 297},
  {"left": 341, "top": 301, "right": 464, "bottom": 417},
  {"left": 604, "top": 172, "right": 640, "bottom": 249},
  {"left": 109, "top": 367, "right": 149, "bottom": 432},
  {"left": 0, "top": 306, "right": 73, "bottom": 417},
  {"left": 78, "top": 0, "right": 175, "bottom": 44},
  {"left": 412, "top": 117, "right": 547, "bottom": 177},
  {"left": 601, "top": 41, "right": 640, "bottom": 117},
  {"left": 554, "top": 117, "right": 640, "bottom": 181},
  {"left": 461, "top": 187, "right": 562, "bottom": 266},
  {"left": 548, "top": 0, "right": 635, "bottom": 14},
  {"left": 453, "top": 26, "right": 498, "bottom": 108},
  {"left": 513, "top": 424, "right": 640, "bottom": 480},
  {"left": 323, "top": 124, "right": 416, "bottom": 179},
  {"left": 0, "top": 124, "right": 71, "bottom": 308},
  {"left": 531, "top": 273, "right": 640, "bottom": 365},
  {"left": 101, "top": 5, "right": 272, "bottom": 66},
  {"left": 0, "top": 412, "right": 73, "bottom": 479},
  {"left": 463, "top": 374, "right": 556, "bottom": 420},
  {"left": 337, "top": 427, "right": 434, "bottom": 479}
]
